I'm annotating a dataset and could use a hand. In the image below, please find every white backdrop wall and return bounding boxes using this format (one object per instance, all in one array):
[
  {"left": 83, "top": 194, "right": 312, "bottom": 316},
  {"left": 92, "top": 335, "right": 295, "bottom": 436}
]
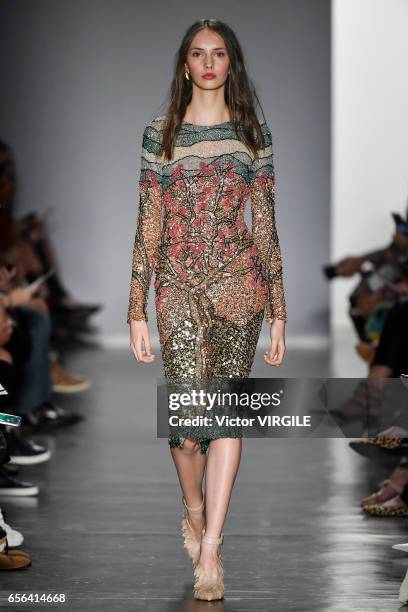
[{"left": 331, "top": 0, "right": 408, "bottom": 328}]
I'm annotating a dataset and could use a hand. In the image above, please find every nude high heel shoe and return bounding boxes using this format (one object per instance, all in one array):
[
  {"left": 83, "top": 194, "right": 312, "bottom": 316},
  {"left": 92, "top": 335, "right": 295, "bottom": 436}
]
[
  {"left": 193, "top": 532, "right": 224, "bottom": 601},
  {"left": 181, "top": 495, "right": 205, "bottom": 567}
]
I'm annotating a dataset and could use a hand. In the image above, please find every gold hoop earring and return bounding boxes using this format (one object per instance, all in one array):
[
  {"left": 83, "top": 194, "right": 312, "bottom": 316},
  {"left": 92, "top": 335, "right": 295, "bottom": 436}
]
[{"left": 184, "top": 66, "right": 190, "bottom": 80}]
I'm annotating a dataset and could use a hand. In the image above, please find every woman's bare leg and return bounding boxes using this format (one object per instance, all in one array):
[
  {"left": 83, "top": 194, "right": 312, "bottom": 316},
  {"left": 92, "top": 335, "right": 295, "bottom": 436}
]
[
  {"left": 199, "top": 437, "right": 242, "bottom": 566},
  {"left": 170, "top": 437, "right": 207, "bottom": 539}
]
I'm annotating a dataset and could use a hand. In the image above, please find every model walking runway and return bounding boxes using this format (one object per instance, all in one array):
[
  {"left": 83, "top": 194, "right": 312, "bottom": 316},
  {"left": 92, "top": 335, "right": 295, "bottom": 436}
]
[
  {"left": 127, "top": 18, "right": 288, "bottom": 602},
  {"left": 127, "top": 115, "right": 287, "bottom": 452}
]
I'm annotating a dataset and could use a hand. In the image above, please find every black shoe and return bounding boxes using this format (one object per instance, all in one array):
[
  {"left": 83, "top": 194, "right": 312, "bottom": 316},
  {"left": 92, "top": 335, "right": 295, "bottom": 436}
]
[
  {"left": 8, "top": 436, "right": 51, "bottom": 466},
  {"left": 0, "top": 468, "right": 39, "bottom": 496},
  {"left": 1, "top": 463, "right": 20, "bottom": 476},
  {"left": 23, "top": 401, "right": 83, "bottom": 431},
  {"left": 3, "top": 428, "right": 51, "bottom": 465},
  {"left": 43, "top": 401, "right": 84, "bottom": 425}
]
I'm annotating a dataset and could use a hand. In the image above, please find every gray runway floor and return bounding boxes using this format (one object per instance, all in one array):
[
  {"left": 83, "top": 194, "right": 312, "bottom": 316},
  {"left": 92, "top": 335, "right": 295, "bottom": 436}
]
[{"left": 1, "top": 339, "right": 407, "bottom": 611}]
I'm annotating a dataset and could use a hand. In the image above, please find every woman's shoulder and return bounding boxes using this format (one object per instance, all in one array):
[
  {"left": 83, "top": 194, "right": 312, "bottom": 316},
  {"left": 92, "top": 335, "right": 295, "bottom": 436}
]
[
  {"left": 141, "top": 116, "right": 165, "bottom": 156},
  {"left": 252, "top": 117, "right": 271, "bottom": 138},
  {"left": 144, "top": 115, "right": 166, "bottom": 133},
  {"left": 251, "top": 119, "right": 273, "bottom": 156}
]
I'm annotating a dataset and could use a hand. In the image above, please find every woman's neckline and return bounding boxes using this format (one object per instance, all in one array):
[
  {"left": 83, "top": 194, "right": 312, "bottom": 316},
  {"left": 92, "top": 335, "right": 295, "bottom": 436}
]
[{"left": 181, "top": 119, "right": 232, "bottom": 128}]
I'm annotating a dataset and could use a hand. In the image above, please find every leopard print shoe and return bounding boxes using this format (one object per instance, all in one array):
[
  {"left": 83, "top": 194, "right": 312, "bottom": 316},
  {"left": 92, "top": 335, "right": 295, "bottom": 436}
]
[{"left": 363, "top": 496, "right": 408, "bottom": 516}]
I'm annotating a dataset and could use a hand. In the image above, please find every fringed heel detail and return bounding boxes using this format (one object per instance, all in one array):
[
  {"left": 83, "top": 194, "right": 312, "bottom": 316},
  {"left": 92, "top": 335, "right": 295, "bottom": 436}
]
[
  {"left": 181, "top": 495, "right": 205, "bottom": 567},
  {"left": 193, "top": 532, "right": 224, "bottom": 601}
]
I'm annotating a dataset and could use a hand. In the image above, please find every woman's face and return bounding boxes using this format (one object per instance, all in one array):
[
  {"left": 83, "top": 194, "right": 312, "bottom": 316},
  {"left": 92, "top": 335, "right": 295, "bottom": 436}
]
[{"left": 186, "top": 29, "right": 230, "bottom": 89}]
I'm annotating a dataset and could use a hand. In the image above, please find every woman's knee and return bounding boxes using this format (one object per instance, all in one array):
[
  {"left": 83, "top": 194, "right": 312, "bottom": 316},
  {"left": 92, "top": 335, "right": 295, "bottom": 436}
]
[{"left": 180, "top": 437, "right": 200, "bottom": 455}]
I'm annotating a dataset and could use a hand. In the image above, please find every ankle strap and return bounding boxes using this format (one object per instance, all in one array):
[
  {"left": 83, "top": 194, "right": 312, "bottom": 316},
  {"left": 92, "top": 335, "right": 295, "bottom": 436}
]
[
  {"left": 382, "top": 478, "right": 404, "bottom": 494},
  {"left": 182, "top": 495, "right": 205, "bottom": 513},
  {"left": 202, "top": 533, "right": 224, "bottom": 545}
]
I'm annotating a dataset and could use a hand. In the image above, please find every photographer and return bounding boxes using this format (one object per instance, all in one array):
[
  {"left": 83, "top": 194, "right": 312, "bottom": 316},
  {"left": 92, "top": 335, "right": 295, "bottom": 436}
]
[{"left": 325, "top": 211, "right": 408, "bottom": 346}]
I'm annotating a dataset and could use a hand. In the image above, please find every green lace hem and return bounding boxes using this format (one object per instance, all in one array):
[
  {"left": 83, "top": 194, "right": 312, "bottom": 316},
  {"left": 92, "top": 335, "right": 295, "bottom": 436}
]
[{"left": 168, "top": 432, "right": 243, "bottom": 454}]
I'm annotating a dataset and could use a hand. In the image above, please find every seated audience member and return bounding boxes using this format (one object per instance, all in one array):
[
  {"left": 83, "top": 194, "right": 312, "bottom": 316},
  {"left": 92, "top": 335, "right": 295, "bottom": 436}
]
[
  {"left": 330, "top": 211, "right": 408, "bottom": 348},
  {"left": 0, "top": 300, "right": 47, "bottom": 494},
  {"left": 0, "top": 429, "right": 31, "bottom": 569},
  {"left": 0, "top": 140, "right": 102, "bottom": 345},
  {"left": 0, "top": 259, "right": 91, "bottom": 393},
  {"left": 0, "top": 285, "right": 84, "bottom": 431}
]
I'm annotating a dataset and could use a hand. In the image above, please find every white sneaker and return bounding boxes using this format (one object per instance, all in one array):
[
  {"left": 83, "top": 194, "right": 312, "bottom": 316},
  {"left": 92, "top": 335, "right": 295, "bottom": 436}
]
[
  {"left": 400, "top": 568, "right": 408, "bottom": 603},
  {"left": 393, "top": 542, "right": 408, "bottom": 552},
  {"left": 0, "top": 508, "right": 24, "bottom": 547}
]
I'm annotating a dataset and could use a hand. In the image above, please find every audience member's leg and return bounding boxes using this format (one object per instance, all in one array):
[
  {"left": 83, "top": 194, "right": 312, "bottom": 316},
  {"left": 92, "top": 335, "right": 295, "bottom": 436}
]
[
  {"left": 30, "top": 239, "right": 69, "bottom": 305},
  {"left": 371, "top": 301, "right": 408, "bottom": 377},
  {"left": 10, "top": 306, "right": 52, "bottom": 416}
]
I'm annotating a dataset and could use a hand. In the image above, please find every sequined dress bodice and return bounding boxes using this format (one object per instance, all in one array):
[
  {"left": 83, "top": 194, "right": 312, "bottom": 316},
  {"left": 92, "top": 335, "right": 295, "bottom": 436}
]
[{"left": 127, "top": 114, "right": 288, "bottom": 452}]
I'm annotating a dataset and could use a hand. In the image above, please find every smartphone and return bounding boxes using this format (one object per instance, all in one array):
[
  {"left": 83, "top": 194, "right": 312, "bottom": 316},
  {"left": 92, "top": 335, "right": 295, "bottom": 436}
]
[
  {"left": 0, "top": 412, "right": 21, "bottom": 427},
  {"left": 27, "top": 268, "right": 55, "bottom": 290}
]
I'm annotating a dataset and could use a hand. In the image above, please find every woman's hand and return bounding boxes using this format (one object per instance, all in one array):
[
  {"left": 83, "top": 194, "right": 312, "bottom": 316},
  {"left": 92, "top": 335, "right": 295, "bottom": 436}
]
[
  {"left": 129, "top": 319, "right": 155, "bottom": 363},
  {"left": 8, "top": 285, "right": 39, "bottom": 306},
  {"left": 264, "top": 319, "right": 286, "bottom": 366}
]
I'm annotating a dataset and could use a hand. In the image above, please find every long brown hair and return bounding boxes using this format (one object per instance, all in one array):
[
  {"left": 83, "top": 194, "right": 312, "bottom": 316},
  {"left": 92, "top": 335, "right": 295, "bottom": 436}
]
[{"left": 159, "top": 19, "right": 267, "bottom": 162}]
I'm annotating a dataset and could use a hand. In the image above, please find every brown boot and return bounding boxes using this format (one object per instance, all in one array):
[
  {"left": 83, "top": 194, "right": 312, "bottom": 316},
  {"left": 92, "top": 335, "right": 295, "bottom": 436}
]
[
  {"left": 51, "top": 361, "right": 92, "bottom": 393},
  {"left": 0, "top": 551, "right": 31, "bottom": 569}
]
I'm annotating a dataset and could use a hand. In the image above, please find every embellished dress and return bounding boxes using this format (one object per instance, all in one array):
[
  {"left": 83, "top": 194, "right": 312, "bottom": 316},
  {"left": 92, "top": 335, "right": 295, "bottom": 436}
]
[{"left": 127, "top": 115, "right": 287, "bottom": 453}]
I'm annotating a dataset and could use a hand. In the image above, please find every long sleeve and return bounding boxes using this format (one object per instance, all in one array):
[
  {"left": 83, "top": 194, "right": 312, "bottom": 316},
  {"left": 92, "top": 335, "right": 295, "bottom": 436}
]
[
  {"left": 127, "top": 122, "right": 163, "bottom": 324},
  {"left": 249, "top": 122, "right": 287, "bottom": 323}
]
